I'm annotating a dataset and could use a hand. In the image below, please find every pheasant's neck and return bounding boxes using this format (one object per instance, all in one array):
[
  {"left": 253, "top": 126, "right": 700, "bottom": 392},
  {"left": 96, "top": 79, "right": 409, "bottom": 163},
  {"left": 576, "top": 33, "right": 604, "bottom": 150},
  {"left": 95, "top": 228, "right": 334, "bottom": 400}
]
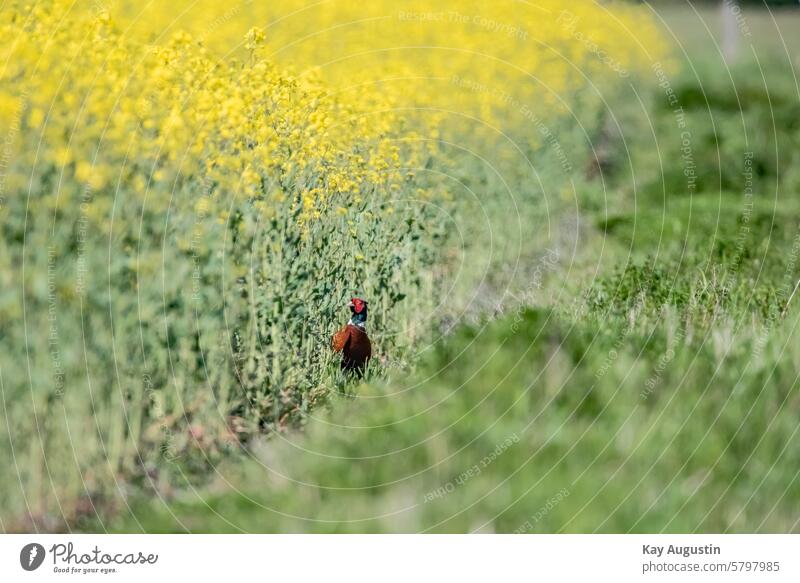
[{"left": 349, "top": 318, "right": 366, "bottom": 331}]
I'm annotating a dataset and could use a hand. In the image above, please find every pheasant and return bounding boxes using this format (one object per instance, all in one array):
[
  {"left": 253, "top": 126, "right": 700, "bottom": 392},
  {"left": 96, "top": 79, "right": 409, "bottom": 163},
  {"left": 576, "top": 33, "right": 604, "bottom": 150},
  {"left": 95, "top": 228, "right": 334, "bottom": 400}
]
[{"left": 331, "top": 297, "right": 372, "bottom": 376}]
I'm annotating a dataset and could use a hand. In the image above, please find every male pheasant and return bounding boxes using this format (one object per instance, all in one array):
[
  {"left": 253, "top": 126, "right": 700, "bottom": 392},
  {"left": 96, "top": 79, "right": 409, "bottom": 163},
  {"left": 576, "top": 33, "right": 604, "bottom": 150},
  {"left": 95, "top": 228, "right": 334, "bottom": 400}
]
[{"left": 331, "top": 297, "right": 372, "bottom": 376}]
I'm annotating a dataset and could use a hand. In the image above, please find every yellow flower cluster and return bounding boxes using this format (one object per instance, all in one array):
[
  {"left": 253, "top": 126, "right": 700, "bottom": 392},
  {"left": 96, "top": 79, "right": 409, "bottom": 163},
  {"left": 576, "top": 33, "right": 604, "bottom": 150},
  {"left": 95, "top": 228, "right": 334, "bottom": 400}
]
[
  {"left": 110, "top": 0, "right": 671, "bottom": 140},
  {"left": 0, "top": 1, "right": 671, "bottom": 226},
  {"left": 0, "top": 2, "right": 414, "bottom": 225}
]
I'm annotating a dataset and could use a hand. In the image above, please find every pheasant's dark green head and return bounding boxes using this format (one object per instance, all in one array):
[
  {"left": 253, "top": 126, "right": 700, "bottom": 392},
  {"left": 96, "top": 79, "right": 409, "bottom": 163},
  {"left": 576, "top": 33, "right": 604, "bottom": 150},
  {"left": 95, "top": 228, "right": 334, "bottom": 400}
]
[{"left": 349, "top": 297, "right": 368, "bottom": 326}]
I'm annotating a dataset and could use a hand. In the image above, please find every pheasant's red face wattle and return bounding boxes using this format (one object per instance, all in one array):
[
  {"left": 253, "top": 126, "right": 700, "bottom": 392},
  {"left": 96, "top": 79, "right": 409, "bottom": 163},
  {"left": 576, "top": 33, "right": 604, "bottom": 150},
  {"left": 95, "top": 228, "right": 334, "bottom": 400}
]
[{"left": 351, "top": 298, "right": 367, "bottom": 314}]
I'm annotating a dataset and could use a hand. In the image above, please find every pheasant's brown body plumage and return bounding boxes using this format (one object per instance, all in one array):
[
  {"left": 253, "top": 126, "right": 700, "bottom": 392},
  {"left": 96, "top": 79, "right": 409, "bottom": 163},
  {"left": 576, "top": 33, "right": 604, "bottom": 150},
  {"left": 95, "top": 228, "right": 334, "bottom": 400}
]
[
  {"left": 331, "top": 324, "right": 372, "bottom": 374},
  {"left": 332, "top": 298, "right": 372, "bottom": 375}
]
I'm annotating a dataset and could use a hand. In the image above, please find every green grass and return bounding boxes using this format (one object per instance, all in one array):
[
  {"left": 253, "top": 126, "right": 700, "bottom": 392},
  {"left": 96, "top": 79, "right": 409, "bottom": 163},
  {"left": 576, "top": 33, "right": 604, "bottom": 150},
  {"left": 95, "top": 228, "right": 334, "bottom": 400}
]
[{"left": 93, "top": 303, "right": 800, "bottom": 532}]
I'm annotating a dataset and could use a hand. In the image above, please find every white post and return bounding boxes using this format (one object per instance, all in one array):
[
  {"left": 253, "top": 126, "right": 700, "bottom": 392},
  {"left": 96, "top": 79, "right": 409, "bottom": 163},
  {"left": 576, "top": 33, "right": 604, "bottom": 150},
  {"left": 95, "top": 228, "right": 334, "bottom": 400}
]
[{"left": 721, "top": 0, "right": 740, "bottom": 63}]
